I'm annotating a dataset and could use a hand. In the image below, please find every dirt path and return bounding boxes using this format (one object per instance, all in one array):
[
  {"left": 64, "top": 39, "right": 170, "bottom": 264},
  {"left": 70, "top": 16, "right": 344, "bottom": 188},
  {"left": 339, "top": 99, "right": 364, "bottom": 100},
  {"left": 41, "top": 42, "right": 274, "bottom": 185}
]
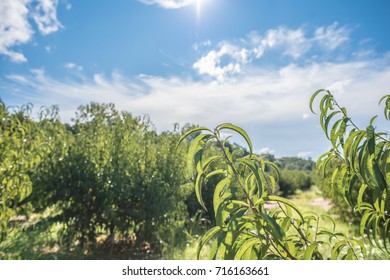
[
  {"left": 264, "top": 196, "right": 332, "bottom": 211},
  {"left": 309, "top": 197, "right": 332, "bottom": 211}
]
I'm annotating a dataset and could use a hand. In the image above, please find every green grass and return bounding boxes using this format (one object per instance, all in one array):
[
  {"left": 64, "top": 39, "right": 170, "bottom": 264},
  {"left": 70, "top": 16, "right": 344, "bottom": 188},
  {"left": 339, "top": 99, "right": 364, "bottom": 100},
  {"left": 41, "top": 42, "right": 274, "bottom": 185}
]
[
  {"left": 1, "top": 187, "right": 387, "bottom": 260},
  {"left": 289, "top": 186, "right": 351, "bottom": 234},
  {"left": 170, "top": 186, "right": 365, "bottom": 260},
  {"left": 168, "top": 236, "right": 210, "bottom": 260}
]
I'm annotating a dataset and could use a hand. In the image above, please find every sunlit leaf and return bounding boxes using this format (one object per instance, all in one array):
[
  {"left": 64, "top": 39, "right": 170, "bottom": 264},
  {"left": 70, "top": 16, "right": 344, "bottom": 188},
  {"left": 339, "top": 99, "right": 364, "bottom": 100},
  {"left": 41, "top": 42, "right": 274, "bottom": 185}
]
[
  {"left": 216, "top": 123, "right": 253, "bottom": 155},
  {"left": 176, "top": 126, "right": 212, "bottom": 149},
  {"left": 197, "top": 226, "right": 222, "bottom": 259},
  {"left": 310, "top": 89, "right": 327, "bottom": 114}
]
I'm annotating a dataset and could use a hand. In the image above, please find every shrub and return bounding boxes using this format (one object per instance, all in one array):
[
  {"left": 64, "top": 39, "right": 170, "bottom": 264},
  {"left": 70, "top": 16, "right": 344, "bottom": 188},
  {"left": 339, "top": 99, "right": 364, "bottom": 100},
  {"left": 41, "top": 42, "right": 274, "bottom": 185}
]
[{"left": 180, "top": 89, "right": 390, "bottom": 259}]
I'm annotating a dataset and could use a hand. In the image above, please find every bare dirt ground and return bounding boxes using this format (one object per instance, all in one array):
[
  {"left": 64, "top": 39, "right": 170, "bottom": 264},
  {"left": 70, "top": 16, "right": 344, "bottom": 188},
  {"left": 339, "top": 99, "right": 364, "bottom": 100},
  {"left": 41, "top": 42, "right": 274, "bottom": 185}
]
[
  {"left": 264, "top": 195, "right": 332, "bottom": 211},
  {"left": 309, "top": 197, "right": 332, "bottom": 211}
]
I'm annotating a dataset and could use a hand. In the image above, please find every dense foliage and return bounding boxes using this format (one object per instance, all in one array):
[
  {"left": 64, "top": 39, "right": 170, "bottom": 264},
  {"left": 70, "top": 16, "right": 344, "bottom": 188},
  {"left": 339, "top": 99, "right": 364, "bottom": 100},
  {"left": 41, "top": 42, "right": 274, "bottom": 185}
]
[
  {"left": 0, "top": 101, "right": 192, "bottom": 257},
  {"left": 2, "top": 88, "right": 390, "bottom": 260},
  {"left": 311, "top": 89, "right": 390, "bottom": 254},
  {"left": 178, "top": 124, "right": 363, "bottom": 259},
  {"left": 278, "top": 170, "right": 312, "bottom": 196},
  {"left": 0, "top": 102, "right": 53, "bottom": 241},
  {"left": 180, "top": 90, "right": 390, "bottom": 260}
]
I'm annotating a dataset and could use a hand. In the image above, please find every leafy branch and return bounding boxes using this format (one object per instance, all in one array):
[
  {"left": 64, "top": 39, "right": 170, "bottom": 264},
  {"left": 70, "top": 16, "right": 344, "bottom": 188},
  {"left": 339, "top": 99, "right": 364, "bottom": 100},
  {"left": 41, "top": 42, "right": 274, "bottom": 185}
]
[
  {"left": 178, "top": 122, "right": 358, "bottom": 259},
  {"left": 311, "top": 89, "right": 390, "bottom": 255}
]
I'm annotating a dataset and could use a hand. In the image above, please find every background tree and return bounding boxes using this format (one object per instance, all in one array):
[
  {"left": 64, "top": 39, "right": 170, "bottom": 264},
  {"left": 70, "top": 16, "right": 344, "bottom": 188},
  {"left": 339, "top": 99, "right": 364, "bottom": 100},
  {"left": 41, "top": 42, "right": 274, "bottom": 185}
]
[
  {"left": 0, "top": 100, "right": 58, "bottom": 241},
  {"left": 311, "top": 90, "right": 390, "bottom": 254},
  {"left": 31, "top": 103, "right": 191, "bottom": 252}
]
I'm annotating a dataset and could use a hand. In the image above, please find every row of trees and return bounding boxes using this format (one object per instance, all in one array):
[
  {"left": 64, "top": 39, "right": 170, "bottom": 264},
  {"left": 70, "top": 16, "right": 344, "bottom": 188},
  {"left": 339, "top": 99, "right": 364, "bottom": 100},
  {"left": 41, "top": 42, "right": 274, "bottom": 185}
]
[
  {"left": 1, "top": 95, "right": 344, "bottom": 259},
  {"left": 1, "top": 101, "right": 193, "bottom": 255}
]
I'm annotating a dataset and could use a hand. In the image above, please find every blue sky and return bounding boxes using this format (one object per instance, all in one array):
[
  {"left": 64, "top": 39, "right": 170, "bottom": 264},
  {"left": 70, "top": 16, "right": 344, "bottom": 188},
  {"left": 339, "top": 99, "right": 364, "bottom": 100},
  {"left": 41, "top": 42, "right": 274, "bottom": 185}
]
[{"left": 1, "top": 0, "right": 390, "bottom": 158}]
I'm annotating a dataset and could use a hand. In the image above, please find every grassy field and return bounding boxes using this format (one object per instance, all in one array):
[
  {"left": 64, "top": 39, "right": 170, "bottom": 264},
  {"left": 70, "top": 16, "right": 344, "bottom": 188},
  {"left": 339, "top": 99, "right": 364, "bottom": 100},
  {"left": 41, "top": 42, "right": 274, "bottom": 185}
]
[
  {"left": 0, "top": 186, "right": 386, "bottom": 260},
  {"left": 170, "top": 186, "right": 378, "bottom": 260}
]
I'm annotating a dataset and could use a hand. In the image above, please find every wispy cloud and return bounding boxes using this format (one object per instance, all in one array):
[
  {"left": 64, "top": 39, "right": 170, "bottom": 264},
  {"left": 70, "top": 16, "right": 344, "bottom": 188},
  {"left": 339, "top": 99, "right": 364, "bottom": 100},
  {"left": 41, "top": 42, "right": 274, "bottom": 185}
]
[
  {"left": 64, "top": 62, "right": 83, "bottom": 71},
  {"left": 3, "top": 23, "right": 389, "bottom": 156},
  {"left": 4, "top": 54, "right": 390, "bottom": 157},
  {"left": 314, "top": 22, "right": 350, "bottom": 51},
  {"left": 137, "top": 0, "right": 195, "bottom": 9},
  {"left": 193, "top": 23, "right": 351, "bottom": 81},
  {"left": 297, "top": 151, "right": 313, "bottom": 159},
  {"left": 0, "top": 0, "right": 63, "bottom": 63},
  {"left": 33, "top": 0, "right": 63, "bottom": 35},
  {"left": 259, "top": 147, "right": 276, "bottom": 155}
]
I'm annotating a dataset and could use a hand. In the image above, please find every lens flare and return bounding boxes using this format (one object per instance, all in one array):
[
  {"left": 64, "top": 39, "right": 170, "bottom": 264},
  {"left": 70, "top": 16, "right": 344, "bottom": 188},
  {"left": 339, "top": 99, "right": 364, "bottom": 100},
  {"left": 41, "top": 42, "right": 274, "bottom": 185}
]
[{"left": 196, "top": 0, "right": 205, "bottom": 21}]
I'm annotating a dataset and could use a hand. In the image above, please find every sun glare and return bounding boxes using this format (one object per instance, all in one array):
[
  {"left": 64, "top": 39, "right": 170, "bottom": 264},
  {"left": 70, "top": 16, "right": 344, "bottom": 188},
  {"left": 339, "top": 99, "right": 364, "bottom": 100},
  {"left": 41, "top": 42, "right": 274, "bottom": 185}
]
[{"left": 196, "top": 0, "right": 206, "bottom": 21}]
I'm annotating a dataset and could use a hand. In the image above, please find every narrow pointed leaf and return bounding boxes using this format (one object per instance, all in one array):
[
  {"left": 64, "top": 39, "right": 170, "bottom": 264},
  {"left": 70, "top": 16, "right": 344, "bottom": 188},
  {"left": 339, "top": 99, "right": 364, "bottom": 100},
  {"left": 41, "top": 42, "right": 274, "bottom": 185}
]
[
  {"left": 177, "top": 126, "right": 212, "bottom": 148},
  {"left": 197, "top": 226, "right": 222, "bottom": 259},
  {"left": 303, "top": 242, "right": 318, "bottom": 260},
  {"left": 310, "top": 89, "right": 327, "bottom": 114},
  {"left": 264, "top": 195, "right": 304, "bottom": 223},
  {"left": 235, "top": 238, "right": 259, "bottom": 260},
  {"left": 216, "top": 123, "right": 253, "bottom": 155}
]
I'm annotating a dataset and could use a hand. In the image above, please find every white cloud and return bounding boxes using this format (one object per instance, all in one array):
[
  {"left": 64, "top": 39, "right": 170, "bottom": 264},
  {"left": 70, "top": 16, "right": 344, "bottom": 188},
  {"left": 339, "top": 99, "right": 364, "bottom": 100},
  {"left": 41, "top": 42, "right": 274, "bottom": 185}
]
[
  {"left": 261, "top": 27, "right": 310, "bottom": 59},
  {"left": 138, "top": 0, "right": 194, "bottom": 9},
  {"left": 192, "top": 40, "right": 212, "bottom": 51},
  {"left": 0, "top": 0, "right": 63, "bottom": 62},
  {"left": 297, "top": 151, "right": 313, "bottom": 159},
  {"left": 65, "top": 1, "right": 72, "bottom": 10},
  {"left": 6, "top": 56, "right": 390, "bottom": 133},
  {"left": 33, "top": 0, "right": 63, "bottom": 35},
  {"left": 64, "top": 62, "right": 83, "bottom": 71},
  {"left": 0, "top": 0, "right": 32, "bottom": 63},
  {"left": 259, "top": 147, "right": 276, "bottom": 155},
  {"left": 192, "top": 43, "right": 244, "bottom": 82},
  {"left": 193, "top": 24, "right": 351, "bottom": 81},
  {"left": 314, "top": 22, "right": 350, "bottom": 50},
  {"left": 4, "top": 57, "right": 390, "bottom": 158}
]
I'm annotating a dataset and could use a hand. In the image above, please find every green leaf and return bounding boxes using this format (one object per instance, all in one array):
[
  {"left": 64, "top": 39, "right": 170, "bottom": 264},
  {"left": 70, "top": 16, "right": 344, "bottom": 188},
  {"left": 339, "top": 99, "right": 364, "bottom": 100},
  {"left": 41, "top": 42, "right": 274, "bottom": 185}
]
[
  {"left": 237, "top": 158, "right": 264, "bottom": 197},
  {"left": 360, "top": 210, "right": 373, "bottom": 236},
  {"left": 229, "top": 200, "right": 250, "bottom": 208},
  {"left": 235, "top": 237, "right": 259, "bottom": 260},
  {"left": 259, "top": 211, "right": 284, "bottom": 241},
  {"left": 331, "top": 241, "right": 347, "bottom": 259},
  {"left": 264, "top": 195, "right": 304, "bottom": 223},
  {"left": 216, "top": 123, "right": 253, "bottom": 155},
  {"left": 343, "top": 130, "right": 363, "bottom": 163},
  {"left": 265, "top": 161, "right": 281, "bottom": 181},
  {"left": 195, "top": 171, "right": 206, "bottom": 210},
  {"left": 323, "top": 111, "right": 341, "bottom": 139},
  {"left": 366, "top": 125, "right": 375, "bottom": 156},
  {"left": 372, "top": 215, "right": 381, "bottom": 248},
  {"left": 310, "top": 89, "right": 327, "bottom": 114},
  {"left": 379, "top": 95, "right": 390, "bottom": 120},
  {"left": 202, "top": 155, "right": 222, "bottom": 172},
  {"left": 379, "top": 94, "right": 390, "bottom": 105},
  {"left": 303, "top": 242, "right": 318, "bottom": 260},
  {"left": 177, "top": 126, "right": 212, "bottom": 149},
  {"left": 320, "top": 214, "right": 336, "bottom": 232},
  {"left": 214, "top": 178, "right": 232, "bottom": 226},
  {"left": 224, "top": 208, "right": 247, "bottom": 259},
  {"left": 330, "top": 118, "right": 343, "bottom": 148},
  {"left": 370, "top": 115, "right": 378, "bottom": 125},
  {"left": 205, "top": 169, "right": 226, "bottom": 179},
  {"left": 187, "top": 134, "right": 214, "bottom": 175},
  {"left": 197, "top": 226, "right": 222, "bottom": 259},
  {"left": 356, "top": 184, "right": 368, "bottom": 212},
  {"left": 354, "top": 238, "right": 367, "bottom": 257}
]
